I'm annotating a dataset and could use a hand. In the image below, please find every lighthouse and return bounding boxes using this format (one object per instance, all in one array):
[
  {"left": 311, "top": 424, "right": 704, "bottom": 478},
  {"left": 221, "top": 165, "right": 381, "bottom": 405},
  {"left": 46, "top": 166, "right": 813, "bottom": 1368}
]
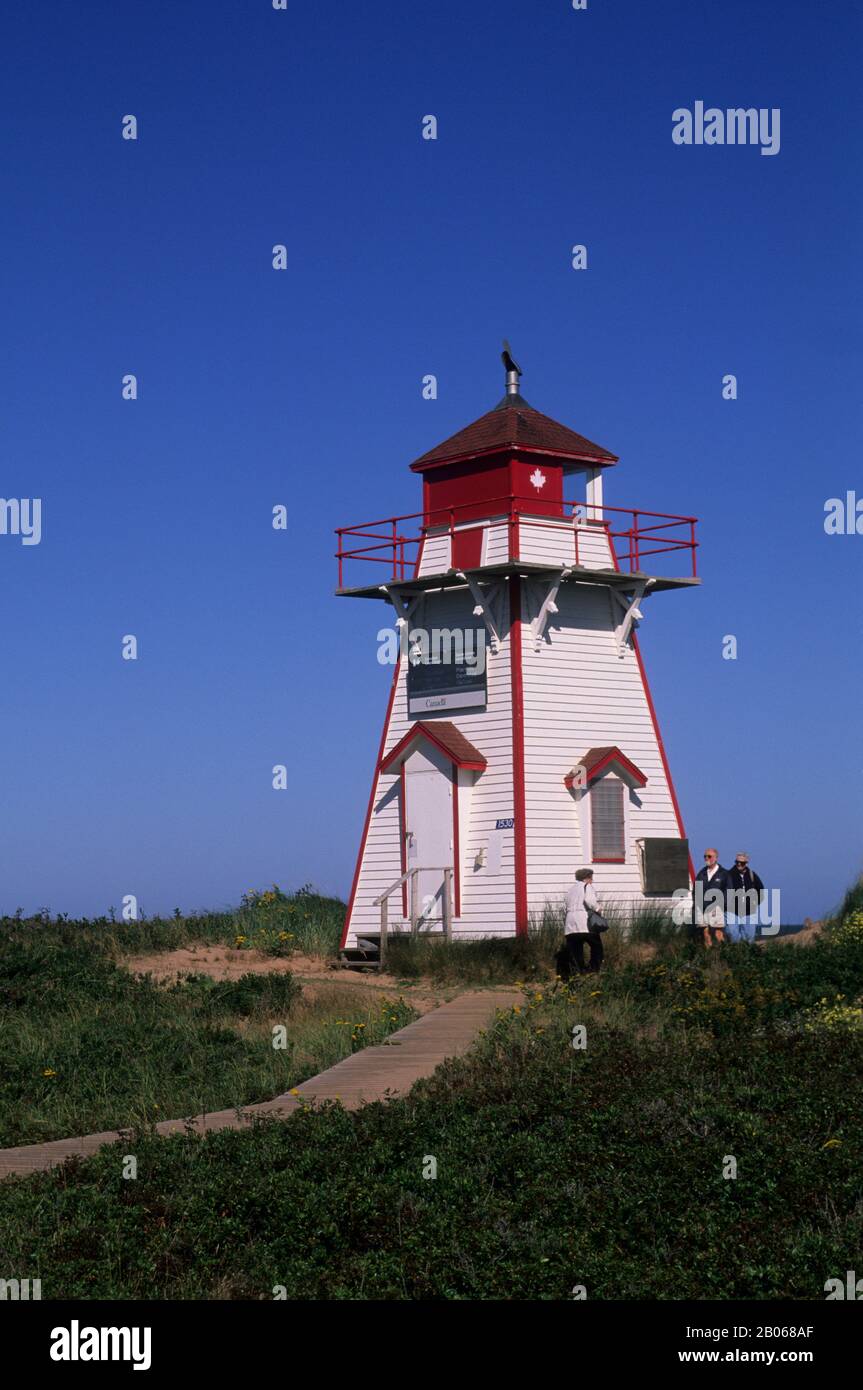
[{"left": 337, "top": 350, "right": 699, "bottom": 956}]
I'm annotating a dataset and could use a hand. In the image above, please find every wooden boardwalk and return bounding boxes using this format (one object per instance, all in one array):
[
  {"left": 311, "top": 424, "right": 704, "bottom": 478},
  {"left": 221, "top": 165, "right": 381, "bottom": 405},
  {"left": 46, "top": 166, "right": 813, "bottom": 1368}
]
[{"left": 0, "top": 989, "right": 518, "bottom": 1180}]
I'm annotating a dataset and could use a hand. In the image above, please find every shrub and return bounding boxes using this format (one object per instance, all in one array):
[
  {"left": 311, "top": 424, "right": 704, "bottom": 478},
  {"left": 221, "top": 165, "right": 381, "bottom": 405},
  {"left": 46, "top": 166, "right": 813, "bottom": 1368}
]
[
  {"left": 829, "top": 910, "right": 863, "bottom": 947},
  {"left": 166, "top": 971, "right": 302, "bottom": 1019},
  {"left": 385, "top": 921, "right": 556, "bottom": 984},
  {"left": 236, "top": 885, "right": 343, "bottom": 957}
]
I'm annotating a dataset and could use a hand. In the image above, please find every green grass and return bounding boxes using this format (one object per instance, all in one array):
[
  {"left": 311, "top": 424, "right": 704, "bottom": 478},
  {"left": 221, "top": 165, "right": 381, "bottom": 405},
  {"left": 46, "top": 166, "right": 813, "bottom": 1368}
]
[
  {"left": 383, "top": 900, "right": 680, "bottom": 983},
  {"left": 827, "top": 873, "right": 863, "bottom": 925},
  {"left": 2, "top": 906, "right": 861, "bottom": 1299},
  {"left": 385, "top": 912, "right": 562, "bottom": 984},
  {"left": 1, "top": 883, "right": 346, "bottom": 961},
  {"left": 0, "top": 926, "right": 413, "bottom": 1147}
]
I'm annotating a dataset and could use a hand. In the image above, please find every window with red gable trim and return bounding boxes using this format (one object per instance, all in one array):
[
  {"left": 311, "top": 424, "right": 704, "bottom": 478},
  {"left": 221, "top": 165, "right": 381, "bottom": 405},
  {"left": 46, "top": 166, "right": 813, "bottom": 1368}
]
[{"left": 591, "top": 777, "right": 625, "bottom": 862}]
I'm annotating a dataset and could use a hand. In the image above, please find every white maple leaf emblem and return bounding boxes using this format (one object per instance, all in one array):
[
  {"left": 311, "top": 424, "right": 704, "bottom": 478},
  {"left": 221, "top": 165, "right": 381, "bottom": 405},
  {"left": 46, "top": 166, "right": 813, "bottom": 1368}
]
[{"left": 529, "top": 468, "right": 547, "bottom": 491}]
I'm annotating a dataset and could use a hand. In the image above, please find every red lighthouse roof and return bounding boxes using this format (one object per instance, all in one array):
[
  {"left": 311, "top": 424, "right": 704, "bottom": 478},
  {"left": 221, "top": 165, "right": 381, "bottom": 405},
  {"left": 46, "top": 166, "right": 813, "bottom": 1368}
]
[{"left": 410, "top": 394, "right": 618, "bottom": 473}]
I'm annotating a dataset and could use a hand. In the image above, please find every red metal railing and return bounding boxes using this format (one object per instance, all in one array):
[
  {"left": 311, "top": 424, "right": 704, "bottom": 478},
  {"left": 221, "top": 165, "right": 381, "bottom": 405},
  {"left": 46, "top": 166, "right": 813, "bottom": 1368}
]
[{"left": 335, "top": 495, "right": 698, "bottom": 588}]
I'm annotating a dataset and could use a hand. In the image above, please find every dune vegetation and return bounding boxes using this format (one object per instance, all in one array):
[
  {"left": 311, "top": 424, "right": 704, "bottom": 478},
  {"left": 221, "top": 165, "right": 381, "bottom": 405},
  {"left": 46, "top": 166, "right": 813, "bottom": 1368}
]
[{"left": 1, "top": 884, "right": 861, "bottom": 1299}]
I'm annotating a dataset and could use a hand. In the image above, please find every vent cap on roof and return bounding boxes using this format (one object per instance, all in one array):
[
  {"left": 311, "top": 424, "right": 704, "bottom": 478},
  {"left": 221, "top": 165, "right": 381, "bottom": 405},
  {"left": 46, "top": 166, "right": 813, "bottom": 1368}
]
[{"left": 502, "top": 339, "right": 523, "bottom": 399}]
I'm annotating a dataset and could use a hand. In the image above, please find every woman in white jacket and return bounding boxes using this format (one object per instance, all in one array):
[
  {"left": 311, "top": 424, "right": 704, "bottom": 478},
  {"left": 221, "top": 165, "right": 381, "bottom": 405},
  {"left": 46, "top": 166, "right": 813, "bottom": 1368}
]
[{"left": 563, "top": 868, "right": 603, "bottom": 976}]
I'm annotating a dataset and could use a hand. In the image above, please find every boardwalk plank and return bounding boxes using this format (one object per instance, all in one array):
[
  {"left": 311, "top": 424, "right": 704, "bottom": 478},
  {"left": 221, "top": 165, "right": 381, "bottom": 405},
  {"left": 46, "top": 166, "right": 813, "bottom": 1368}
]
[{"left": 0, "top": 990, "right": 518, "bottom": 1179}]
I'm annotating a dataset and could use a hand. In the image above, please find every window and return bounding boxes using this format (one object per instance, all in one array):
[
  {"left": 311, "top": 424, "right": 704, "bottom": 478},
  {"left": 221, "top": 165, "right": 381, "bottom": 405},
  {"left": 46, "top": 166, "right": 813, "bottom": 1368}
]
[{"left": 591, "top": 777, "right": 625, "bottom": 861}]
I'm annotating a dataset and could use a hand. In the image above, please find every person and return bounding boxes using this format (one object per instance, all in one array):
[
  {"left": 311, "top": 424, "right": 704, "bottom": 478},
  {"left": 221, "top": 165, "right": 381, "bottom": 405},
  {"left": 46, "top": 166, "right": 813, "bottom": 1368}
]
[
  {"left": 693, "top": 848, "right": 729, "bottom": 947},
  {"left": 725, "top": 852, "right": 765, "bottom": 943},
  {"left": 563, "top": 868, "right": 603, "bottom": 976}
]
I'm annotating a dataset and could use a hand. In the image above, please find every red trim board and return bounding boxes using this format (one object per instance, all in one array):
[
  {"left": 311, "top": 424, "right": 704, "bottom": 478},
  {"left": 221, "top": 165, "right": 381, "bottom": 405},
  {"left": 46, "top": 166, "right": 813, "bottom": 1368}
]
[
  {"left": 509, "top": 573, "right": 529, "bottom": 937},
  {"left": 451, "top": 765, "right": 461, "bottom": 916}
]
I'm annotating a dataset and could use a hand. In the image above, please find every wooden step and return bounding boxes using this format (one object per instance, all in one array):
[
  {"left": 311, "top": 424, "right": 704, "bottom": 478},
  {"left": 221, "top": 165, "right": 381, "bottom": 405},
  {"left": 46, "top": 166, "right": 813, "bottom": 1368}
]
[{"left": 339, "top": 946, "right": 381, "bottom": 971}]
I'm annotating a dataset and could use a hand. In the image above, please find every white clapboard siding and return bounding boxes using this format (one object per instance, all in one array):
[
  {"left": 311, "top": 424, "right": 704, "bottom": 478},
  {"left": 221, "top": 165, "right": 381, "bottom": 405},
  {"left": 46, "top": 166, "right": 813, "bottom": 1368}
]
[
  {"left": 521, "top": 575, "right": 683, "bottom": 914},
  {"left": 483, "top": 519, "right": 510, "bottom": 565},
  {"left": 574, "top": 522, "right": 619, "bottom": 571},
  {"left": 344, "top": 584, "right": 517, "bottom": 946},
  {"left": 417, "top": 530, "right": 450, "bottom": 576},
  {"left": 519, "top": 516, "right": 575, "bottom": 567},
  {"left": 517, "top": 516, "right": 619, "bottom": 572}
]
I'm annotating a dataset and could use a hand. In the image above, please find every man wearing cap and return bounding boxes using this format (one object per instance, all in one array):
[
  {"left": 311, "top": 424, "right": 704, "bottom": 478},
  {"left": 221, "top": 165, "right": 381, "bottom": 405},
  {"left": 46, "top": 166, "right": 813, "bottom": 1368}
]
[{"left": 725, "top": 853, "right": 765, "bottom": 943}]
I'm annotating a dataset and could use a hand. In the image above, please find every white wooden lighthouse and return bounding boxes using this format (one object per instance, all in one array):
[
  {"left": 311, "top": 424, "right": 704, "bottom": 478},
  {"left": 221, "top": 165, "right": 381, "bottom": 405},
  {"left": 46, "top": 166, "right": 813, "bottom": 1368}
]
[{"left": 337, "top": 349, "right": 699, "bottom": 952}]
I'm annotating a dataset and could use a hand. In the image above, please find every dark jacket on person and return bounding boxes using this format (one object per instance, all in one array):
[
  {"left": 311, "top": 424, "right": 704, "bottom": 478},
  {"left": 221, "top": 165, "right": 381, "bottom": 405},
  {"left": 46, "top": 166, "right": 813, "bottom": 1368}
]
[
  {"left": 683, "top": 861, "right": 722, "bottom": 939},
  {"left": 694, "top": 864, "right": 730, "bottom": 899},
  {"left": 690, "top": 864, "right": 730, "bottom": 930},
  {"left": 725, "top": 866, "right": 764, "bottom": 917}
]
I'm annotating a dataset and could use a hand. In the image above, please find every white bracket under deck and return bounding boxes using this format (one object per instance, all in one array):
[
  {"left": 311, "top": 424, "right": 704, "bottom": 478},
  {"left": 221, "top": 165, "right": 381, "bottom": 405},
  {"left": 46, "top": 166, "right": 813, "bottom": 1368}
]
[
  {"left": 380, "top": 585, "right": 425, "bottom": 662},
  {"left": 528, "top": 568, "right": 572, "bottom": 651},
  {"left": 610, "top": 579, "right": 653, "bottom": 657},
  {"left": 380, "top": 585, "right": 424, "bottom": 627},
  {"left": 457, "top": 573, "right": 505, "bottom": 654}
]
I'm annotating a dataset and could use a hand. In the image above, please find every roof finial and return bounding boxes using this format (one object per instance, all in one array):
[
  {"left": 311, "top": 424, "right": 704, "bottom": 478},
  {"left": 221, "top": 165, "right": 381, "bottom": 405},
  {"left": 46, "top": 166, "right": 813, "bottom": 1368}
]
[{"left": 502, "top": 339, "right": 522, "bottom": 397}]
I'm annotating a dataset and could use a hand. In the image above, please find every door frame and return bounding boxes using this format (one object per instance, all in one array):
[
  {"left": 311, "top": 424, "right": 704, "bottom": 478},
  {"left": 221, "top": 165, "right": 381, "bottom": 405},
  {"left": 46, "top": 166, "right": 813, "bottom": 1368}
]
[{"left": 399, "top": 760, "right": 461, "bottom": 920}]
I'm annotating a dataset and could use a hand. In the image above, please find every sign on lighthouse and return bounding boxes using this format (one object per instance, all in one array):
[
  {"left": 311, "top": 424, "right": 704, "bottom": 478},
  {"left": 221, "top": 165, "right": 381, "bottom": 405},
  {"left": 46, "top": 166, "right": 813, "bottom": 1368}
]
[{"left": 336, "top": 349, "right": 700, "bottom": 955}]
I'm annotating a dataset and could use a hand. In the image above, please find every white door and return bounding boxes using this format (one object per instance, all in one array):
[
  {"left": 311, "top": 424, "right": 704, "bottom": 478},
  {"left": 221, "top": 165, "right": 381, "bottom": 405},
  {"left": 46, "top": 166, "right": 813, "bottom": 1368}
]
[{"left": 404, "top": 757, "right": 453, "bottom": 925}]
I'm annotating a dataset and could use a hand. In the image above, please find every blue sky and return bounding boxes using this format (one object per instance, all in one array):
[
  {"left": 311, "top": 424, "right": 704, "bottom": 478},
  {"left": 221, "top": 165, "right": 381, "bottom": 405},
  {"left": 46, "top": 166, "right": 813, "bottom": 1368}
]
[{"left": 1, "top": 0, "right": 860, "bottom": 922}]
